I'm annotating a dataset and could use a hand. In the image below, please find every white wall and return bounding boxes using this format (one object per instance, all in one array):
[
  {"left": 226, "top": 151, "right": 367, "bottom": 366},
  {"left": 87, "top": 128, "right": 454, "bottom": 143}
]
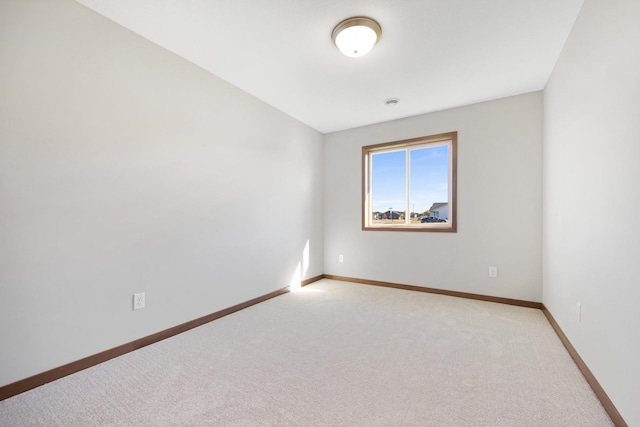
[
  {"left": 543, "top": 0, "right": 640, "bottom": 424},
  {"left": 0, "top": 0, "right": 323, "bottom": 387},
  {"left": 324, "top": 92, "right": 543, "bottom": 302}
]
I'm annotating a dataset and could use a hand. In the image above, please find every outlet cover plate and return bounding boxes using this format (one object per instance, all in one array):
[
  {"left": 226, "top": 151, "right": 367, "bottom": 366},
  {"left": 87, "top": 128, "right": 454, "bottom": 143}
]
[{"left": 133, "top": 292, "right": 145, "bottom": 310}]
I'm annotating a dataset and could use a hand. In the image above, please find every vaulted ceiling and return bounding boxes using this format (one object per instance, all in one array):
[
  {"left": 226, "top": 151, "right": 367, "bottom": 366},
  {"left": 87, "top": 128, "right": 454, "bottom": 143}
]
[{"left": 76, "top": 0, "right": 584, "bottom": 133}]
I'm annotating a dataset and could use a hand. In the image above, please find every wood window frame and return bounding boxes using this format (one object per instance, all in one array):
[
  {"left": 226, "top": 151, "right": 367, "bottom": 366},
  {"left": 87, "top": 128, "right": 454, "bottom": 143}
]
[{"left": 362, "top": 131, "right": 457, "bottom": 232}]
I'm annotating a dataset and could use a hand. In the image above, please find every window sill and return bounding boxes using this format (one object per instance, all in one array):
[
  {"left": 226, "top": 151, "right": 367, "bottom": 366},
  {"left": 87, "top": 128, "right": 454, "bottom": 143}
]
[{"left": 363, "top": 223, "right": 456, "bottom": 232}]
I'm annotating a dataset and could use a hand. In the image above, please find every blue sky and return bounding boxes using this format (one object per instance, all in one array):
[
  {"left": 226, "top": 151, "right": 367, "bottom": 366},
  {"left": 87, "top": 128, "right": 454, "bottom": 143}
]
[{"left": 371, "top": 145, "right": 448, "bottom": 214}]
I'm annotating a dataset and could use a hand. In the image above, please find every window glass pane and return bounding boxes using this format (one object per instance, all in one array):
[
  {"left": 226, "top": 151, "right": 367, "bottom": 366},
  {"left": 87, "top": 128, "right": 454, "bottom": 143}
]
[
  {"left": 371, "top": 150, "right": 406, "bottom": 224},
  {"left": 410, "top": 145, "right": 449, "bottom": 222}
]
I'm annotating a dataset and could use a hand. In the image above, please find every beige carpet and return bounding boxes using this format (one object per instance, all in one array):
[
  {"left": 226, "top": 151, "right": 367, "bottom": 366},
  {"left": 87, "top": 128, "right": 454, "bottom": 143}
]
[{"left": 0, "top": 279, "right": 612, "bottom": 426}]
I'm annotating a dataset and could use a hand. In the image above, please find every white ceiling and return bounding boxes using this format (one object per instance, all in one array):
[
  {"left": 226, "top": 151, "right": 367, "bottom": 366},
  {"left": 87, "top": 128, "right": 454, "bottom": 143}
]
[{"left": 75, "top": 0, "right": 584, "bottom": 134}]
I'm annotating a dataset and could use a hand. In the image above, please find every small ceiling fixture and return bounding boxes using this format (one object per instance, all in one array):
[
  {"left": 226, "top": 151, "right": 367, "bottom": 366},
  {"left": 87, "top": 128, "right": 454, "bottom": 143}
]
[
  {"left": 332, "top": 17, "right": 382, "bottom": 58},
  {"left": 385, "top": 97, "right": 400, "bottom": 106}
]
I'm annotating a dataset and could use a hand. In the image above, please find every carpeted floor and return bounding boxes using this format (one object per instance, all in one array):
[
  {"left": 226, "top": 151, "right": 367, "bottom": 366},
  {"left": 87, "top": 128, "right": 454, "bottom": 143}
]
[{"left": 0, "top": 279, "right": 612, "bottom": 426}]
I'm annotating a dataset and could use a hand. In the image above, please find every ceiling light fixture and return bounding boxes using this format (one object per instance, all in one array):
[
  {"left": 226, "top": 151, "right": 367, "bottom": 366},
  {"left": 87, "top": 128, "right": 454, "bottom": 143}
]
[{"left": 332, "top": 17, "right": 382, "bottom": 58}]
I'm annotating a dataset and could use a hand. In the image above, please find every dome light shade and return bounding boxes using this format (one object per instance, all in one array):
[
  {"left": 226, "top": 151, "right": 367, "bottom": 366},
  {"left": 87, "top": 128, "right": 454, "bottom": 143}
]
[{"left": 332, "top": 17, "right": 382, "bottom": 58}]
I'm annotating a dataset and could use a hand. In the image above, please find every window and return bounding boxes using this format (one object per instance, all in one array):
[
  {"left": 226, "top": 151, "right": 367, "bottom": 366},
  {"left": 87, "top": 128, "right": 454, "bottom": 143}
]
[{"left": 362, "top": 131, "right": 457, "bottom": 232}]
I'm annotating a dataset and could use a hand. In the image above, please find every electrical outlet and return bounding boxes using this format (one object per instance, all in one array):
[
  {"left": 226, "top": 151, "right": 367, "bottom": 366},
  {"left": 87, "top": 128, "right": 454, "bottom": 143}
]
[
  {"left": 133, "top": 292, "right": 145, "bottom": 310},
  {"left": 488, "top": 266, "right": 498, "bottom": 278},
  {"left": 576, "top": 302, "right": 581, "bottom": 323},
  {"left": 339, "top": 254, "right": 344, "bottom": 263}
]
